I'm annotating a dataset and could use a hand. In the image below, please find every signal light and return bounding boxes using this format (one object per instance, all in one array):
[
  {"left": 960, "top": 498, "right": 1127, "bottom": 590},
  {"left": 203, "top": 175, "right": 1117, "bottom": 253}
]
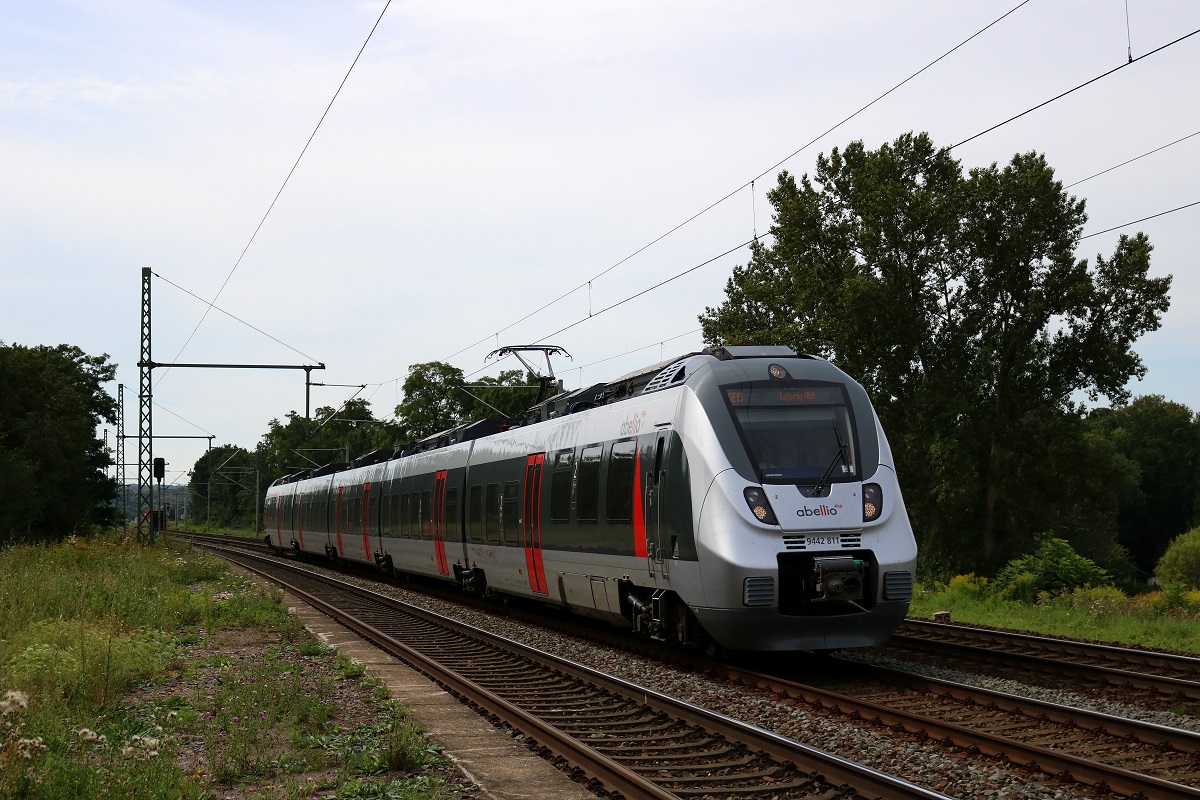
[
  {"left": 743, "top": 487, "right": 778, "bottom": 525},
  {"left": 863, "top": 483, "right": 882, "bottom": 522}
]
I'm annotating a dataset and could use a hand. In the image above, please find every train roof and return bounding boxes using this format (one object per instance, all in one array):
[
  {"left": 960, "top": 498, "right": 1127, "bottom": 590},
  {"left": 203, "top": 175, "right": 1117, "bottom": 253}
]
[{"left": 269, "top": 345, "right": 820, "bottom": 485}]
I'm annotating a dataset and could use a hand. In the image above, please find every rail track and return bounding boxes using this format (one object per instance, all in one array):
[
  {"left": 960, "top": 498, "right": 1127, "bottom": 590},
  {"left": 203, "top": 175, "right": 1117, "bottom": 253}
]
[
  {"left": 195, "top": 539, "right": 946, "bottom": 800},
  {"left": 719, "top": 660, "right": 1200, "bottom": 798},
  {"left": 179, "top": 532, "right": 1200, "bottom": 797},
  {"left": 891, "top": 619, "right": 1200, "bottom": 701}
]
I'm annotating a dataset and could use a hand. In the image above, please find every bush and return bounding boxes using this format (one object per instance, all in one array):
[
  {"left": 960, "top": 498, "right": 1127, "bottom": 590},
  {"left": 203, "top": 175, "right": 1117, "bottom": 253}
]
[
  {"left": 1155, "top": 527, "right": 1200, "bottom": 589},
  {"left": 1064, "top": 585, "right": 1128, "bottom": 616},
  {"left": 945, "top": 573, "right": 990, "bottom": 597},
  {"left": 1148, "top": 582, "right": 1200, "bottom": 616},
  {"left": 992, "top": 537, "right": 1110, "bottom": 602}
]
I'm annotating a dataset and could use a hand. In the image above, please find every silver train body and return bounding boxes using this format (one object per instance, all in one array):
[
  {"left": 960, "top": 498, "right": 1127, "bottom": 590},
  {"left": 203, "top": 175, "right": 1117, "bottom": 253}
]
[{"left": 264, "top": 346, "right": 917, "bottom": 651}]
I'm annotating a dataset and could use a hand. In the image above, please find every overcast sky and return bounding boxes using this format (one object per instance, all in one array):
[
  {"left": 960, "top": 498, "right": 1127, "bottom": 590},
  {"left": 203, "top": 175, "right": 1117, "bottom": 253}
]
[{"left": 3, "top": 1, "right": 1198, "bottom": 486}]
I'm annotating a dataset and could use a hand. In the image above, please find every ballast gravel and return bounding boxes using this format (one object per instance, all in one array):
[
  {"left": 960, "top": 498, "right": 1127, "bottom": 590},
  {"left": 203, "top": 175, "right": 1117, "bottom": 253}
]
[{"left": 275, "top": 558, "right": 1185, "bottom": 800}]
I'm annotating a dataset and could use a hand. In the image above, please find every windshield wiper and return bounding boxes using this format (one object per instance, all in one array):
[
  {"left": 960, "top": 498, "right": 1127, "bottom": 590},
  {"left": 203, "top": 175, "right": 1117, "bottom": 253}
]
[{"left": 810, "top": 421, "right": 849, "bottom": 498}]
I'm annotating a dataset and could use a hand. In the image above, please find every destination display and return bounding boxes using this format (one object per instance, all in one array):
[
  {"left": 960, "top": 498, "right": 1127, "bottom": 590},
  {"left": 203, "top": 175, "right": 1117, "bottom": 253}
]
[{"left": 724, "top": 385, "right": 845, "bottom": 406}]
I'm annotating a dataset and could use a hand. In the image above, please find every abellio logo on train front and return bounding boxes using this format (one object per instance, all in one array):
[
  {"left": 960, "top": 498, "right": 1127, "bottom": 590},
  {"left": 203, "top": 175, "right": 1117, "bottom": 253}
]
[{"left": 797, "top": 504, "right": 842, "bottom": 517}]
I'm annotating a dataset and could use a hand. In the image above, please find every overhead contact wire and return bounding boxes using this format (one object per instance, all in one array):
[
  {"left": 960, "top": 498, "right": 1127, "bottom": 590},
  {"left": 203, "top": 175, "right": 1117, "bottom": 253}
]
[
  {"left": 1065, "top": 129, "right": 1200, "bottom": 189},
  {"left": 437, "top": 0, "right": 1032, "bottom": 366},
  {"left": 158, "top": 1, "right": 393, "bottom": 386},
  {"left": 950, "top": 26, "right": 1200, "bottom": 150},
  {"left": 1081, "top": 200, "right": 1200, "bottom": 239},
  {"left": 151, "top": 270, "right": 323, "bottom": 364}
]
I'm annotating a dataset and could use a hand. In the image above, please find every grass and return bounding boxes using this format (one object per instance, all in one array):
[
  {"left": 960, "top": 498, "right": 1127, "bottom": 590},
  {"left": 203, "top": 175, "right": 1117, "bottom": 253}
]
[
  {"left": 0, "top": 530, "right": 468, "bottom": 799},
  {"left": 909, "top": 575, "right": 1200, "bottom": 654},
  {"left": 173, "top": 525, "right": 259, "bottom": 539}
]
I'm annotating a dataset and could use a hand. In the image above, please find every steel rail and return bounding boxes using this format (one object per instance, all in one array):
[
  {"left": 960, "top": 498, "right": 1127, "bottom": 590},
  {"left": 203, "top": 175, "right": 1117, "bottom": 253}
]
[
  {"left": 213, "top": 547, "right": 678, "bottom": 800},
  {"left": 178, "top": 533, "right": 1200, "bottom": 796},
  {"left": 199, "top": 541, "right": 951, "bottom": 800},
  {"left": 902, "top": 619, "right": 1200, "bottom": 673},
  {"left": 712, "top": 664, "right": 1200, "bottom": 799},
  {"left": 854, "top": 662, "right": 1200, "bottom": 754},
  {"left": 894, "top": 621, "right": 1200, "bottom": 700}
]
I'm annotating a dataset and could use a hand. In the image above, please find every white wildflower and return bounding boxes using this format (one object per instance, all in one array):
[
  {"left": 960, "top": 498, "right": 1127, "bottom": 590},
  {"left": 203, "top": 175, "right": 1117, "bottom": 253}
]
[
  {"left": 1, "top": 690, "right": 28, "bottom": 716},
  {"left": 16, "top": 737, "right": 46, "bottom": 759}
]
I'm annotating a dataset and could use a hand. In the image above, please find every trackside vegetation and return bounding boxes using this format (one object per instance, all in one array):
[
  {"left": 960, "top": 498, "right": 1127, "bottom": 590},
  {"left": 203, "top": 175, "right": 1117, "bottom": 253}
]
[
  {"left": 911, "top": 535, "right": 1200, "bottom": 655},
  {"left": 0, "top": 531, "right": 466, "bottom": 799}
]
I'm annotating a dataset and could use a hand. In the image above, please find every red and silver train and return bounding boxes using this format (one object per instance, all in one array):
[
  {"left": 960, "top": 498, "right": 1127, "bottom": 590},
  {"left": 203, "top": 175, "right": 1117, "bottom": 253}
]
[{"left": 264, "top": 346, "right": 917, "bottom": 652}]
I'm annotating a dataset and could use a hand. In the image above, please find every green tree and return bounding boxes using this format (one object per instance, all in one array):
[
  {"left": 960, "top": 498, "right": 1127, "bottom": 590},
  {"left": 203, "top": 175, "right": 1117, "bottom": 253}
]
[
  {"left": 392, "top": 363, "right": 538, "bottom": 441},
  {"left": 1090, "top": 396, "right": 1200, "bottom": 573},
  {"left": 0, "top": 342, "right": 117, "bottom": 542},
  {"left": 992, "top": 537, "right": 1111, "bottom": 602},
  {"left": 1155, "top": 527, "right": 1200, "bottom": 589},
  {"left": 393, "top": 362, "right": 472, "bottom": 441},
  {"left": 188, "top": 445, "right": 255, "bottom": 529},
  {"left": 462, "top": 369, "right": 540, "bottom": 420},
  {"left": 255, "top": 398, "right": 403, "bottom": 481},
  {"left": 700, "top": 133, "right": 1171, "bottom": 574}
]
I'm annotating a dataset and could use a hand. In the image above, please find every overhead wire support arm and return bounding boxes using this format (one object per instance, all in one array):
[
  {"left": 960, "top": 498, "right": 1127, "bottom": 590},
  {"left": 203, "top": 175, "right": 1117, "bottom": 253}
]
[{"left": 137, "top": 360, "right": 326, "bottom": 419}]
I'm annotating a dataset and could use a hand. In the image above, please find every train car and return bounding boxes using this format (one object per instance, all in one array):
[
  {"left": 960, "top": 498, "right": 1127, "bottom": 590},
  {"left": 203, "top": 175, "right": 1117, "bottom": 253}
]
[{"left": 264, "top": 346, "right": 917, "bottom": 652}]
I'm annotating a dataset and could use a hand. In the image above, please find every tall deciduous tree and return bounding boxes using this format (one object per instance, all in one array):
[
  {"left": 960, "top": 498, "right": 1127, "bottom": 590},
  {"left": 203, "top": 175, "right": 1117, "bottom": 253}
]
[
  {"left": 700, "top": 133, "right": 1171, "bottom": 574},
  {"left": 255, "top": 398, "right": 403, "bottom": 480},
  {"left": 188, "top": 444, "right": 255, "bottom": 529},
  {"left": 393, "top": 362, "right": 538, "bottom": 441},
  {"left": 0, "top": 342, "right": 117, "bottom": 542},
  {"left": 1089, "top": 396, "right": 1200, "bottom": 573}
]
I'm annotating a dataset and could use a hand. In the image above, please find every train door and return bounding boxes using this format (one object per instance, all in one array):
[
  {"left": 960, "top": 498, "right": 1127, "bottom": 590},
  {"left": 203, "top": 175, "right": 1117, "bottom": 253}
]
[
  {"left": 274, "top": 496, "right": 282, "bottom": 547},
  {"left": 360, "top": 482, "right": 372, "bottom": 561},
  {"left": 523, "top": 454, "right": 548, "bottom": 594},
  {"left": 433, "top": 471, "right": 449, "bottom": 576},
  {"left": 297, "top": 493, "right": 306, "bottom": 550},
  {"left": 645, "top": 431, "right": 670, "bottom": 580},
  {"left": 335, "top": 486, "right": 345, "bottom": 555}
]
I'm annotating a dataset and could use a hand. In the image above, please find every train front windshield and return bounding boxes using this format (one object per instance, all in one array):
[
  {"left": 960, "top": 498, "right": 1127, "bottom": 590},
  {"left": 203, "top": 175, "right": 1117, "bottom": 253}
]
[{"left": 722, "top": 382, "right": 859, "bottom": 485}]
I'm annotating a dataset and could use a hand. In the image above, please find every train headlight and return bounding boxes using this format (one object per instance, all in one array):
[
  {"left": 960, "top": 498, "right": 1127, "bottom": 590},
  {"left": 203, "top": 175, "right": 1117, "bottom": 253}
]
[
  {"left": 862, "top": 482, "right": 882, "bottom": 522},
  {"left": 743, "top": 487, "right": 778, "bottom": 525}
]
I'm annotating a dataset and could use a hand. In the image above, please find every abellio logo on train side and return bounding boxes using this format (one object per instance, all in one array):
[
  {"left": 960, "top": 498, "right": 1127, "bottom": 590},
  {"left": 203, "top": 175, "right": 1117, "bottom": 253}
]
[
  {"left": 797, "top": 503, "right": 842, "bottom": 517},
  {"left": 619, "top": 410, "right": 648, "bottom": 437}
]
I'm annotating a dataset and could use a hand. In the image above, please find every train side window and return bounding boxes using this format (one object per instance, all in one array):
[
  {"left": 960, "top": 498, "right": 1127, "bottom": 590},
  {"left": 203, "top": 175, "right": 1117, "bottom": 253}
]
[
  {"left": 606, "top": 440, "right": 637, "bottom": 524},
  {"left": 400, "top": 493, "right": 411, "bottom": 538},
  {"left": 576, "top": 445, "right": 602, "bottom": 523},
  {"left": 421, "top": 490, "right": 432, "bottom": 538},
  {"left": 445, "top": 488, "right": 459, "bottom": 537},
  {"left": 468, "top": 485, "right": 484, "bottom": 542},
  {"left": 501, "top": 480, "right": 520, "bottom": 546},
  {"left": 484, "top": 483, "right": 500, "bottom": 544},
  {"left": 549, "top": 448, "right": 574, "bottom": 523}
]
